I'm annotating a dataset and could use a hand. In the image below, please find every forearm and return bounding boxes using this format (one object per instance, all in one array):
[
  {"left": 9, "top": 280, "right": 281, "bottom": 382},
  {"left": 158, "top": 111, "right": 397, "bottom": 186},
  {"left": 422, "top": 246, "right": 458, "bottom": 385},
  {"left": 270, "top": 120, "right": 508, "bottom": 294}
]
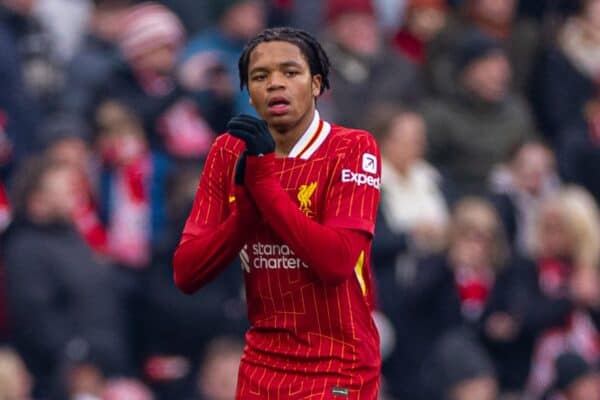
[
  {"left": 245, "top": 155, "right": 368, "bottom": 284},
  {"left": 173, "top": 188, "right": 256, "bottom": 294}
]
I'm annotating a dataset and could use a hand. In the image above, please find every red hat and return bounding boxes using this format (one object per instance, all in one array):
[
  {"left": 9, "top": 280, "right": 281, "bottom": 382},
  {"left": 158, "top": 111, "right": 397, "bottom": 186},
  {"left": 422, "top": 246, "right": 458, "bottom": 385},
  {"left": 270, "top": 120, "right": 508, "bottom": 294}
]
[
  {"left": 326, "top": 0, "right": 374, "bottom": 22},
  {"left": 407, "top": 0, "right": 447, "bottom": 10},
  {"left": 119, "top": 2, "right": 185, "bottom": 60}
]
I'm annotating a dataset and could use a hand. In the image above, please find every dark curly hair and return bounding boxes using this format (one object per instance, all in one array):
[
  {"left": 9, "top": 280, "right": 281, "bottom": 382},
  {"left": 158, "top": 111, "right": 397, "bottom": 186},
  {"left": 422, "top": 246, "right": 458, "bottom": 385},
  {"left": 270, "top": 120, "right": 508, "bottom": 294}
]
[{"left": 238, "top": 27, "right": 331, "bottom": 95}]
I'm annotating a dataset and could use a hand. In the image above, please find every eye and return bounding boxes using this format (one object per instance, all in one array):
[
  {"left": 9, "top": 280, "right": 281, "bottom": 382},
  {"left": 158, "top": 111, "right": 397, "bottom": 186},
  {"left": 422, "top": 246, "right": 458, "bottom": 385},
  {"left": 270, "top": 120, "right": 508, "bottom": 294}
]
[
  {"left": 285, "top": 70, "right": 299, "bottom": 77},
  {"left": 251, "top": 74, "right": 267, "bottom": 82}
]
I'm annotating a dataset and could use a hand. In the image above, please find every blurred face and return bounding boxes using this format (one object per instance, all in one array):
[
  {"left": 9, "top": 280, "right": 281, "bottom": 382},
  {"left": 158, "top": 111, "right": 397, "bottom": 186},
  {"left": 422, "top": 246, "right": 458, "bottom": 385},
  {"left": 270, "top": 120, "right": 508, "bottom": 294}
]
[
  {"left": 33, "top": 166, "right": 79, "bottom": 222},
  {"left": 584, "top": 0, "right": 600, "bottom": 30},
  {"left": 511, "top": 144, "right": 555, "bottom": 195},
  {"left": 133, "top": 44, "right": 178, "bottom": 75},
  {"left": 406, "top": 7, "right": 447, "bottom": 41},
  {"left": 383, "top": 112, "right": 427, "bottom": 173},
  {"left": 47, "top": 138, "right": 90, "bottom": 172},
  {"left": 332, "top": 13, "right": 380, "bottom": 57},
  {"left": 222, "top": 1, "right": 265, "bottom": 41},
  {"left": 451, "top": 206, "right": 498, "bottom": 271},
  {"left": 538, "top": 206, "right": 573, "bottom": 259},
  {"left": 92, "top": 3, "right": 129, "bottom": 41},
  {"left": 95, "top": 102, "right": 147, "bottom": 165},
  {"left": 462, "top": 52, "right": 511, "bottom": 103},
  {"left": 247, "top": 41, "right": 321, "bottom": 133},
  {"left": 565, "top": 374, "right": 600, "bottom": 400},
  {"left": 472, "top": 0, "right": 516, "bottom": 25},
  {"left": 449, "top": 376, "right": 498, "bottom": 400},
  {"left": 198, "top": 352, "right": 240, "bottom": 400},
  {"left": 2, "top": 0, "right": 36, "bottom": 14}
]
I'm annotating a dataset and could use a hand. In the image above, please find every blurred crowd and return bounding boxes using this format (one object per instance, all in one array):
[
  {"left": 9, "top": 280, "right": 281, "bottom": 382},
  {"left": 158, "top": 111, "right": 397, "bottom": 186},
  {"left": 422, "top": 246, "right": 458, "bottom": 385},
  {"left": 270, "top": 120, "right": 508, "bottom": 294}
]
[{"left": 1, "top": 0, "right": 600, "bottom": 399}]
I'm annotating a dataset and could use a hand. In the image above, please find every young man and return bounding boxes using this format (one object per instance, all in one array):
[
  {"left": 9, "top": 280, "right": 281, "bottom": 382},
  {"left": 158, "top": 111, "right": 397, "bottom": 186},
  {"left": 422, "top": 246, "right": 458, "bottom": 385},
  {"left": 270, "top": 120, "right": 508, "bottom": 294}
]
[{"left": 173, "top": 27, "right": 381, "bottom": 399}]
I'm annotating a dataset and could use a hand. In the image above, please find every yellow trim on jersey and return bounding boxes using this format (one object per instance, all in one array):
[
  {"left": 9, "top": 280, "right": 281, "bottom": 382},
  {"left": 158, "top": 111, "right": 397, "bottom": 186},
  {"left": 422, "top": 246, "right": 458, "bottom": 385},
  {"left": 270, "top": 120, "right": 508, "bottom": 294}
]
[{"left": 354, "top": 251, "right": 366, "bottom": 296}]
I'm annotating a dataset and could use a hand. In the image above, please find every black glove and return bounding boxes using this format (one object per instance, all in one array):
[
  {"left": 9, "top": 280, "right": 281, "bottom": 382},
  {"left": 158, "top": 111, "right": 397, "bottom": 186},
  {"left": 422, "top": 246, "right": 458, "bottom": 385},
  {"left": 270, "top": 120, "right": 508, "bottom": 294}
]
[
  {"left": 227, "top": 114, "right": 275, "bottom": 156},
  {"left": 234, "top": 150, "right": 247, "bottom": 185}
]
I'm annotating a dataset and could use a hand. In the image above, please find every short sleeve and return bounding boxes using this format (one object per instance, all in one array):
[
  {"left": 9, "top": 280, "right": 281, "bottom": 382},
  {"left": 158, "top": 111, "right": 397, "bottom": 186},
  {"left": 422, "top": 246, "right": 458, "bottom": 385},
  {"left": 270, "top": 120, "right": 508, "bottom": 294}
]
[{"left": 323, "top": 131, "right": 381, "bottom": 236}]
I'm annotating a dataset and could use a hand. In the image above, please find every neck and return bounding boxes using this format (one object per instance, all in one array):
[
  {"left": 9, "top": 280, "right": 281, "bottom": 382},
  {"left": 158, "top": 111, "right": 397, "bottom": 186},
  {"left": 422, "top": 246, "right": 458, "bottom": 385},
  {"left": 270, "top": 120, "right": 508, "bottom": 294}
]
[{"left": 271, "top": 107, "right": 316, "bottom": 157}]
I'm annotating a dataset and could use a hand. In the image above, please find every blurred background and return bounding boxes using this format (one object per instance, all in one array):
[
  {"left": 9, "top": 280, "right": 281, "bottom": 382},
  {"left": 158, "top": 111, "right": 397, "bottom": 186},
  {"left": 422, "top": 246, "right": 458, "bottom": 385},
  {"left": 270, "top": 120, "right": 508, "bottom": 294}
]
[{"left": 1, "top": 0, "right": 600, "bottom": 399}]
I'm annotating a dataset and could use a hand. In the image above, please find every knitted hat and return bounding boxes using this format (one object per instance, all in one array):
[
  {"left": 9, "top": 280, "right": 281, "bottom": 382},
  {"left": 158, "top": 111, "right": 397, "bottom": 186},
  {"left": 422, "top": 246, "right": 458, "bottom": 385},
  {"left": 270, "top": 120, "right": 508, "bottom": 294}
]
[
  {"left": 326, "top": 0, "right": 374, "bottom": 22},
  {"left": 456, "top": 29, "right": 505, "bottom": 72},
  {"left": 119, "top": 2, "right": 185, "bottom": 60}
]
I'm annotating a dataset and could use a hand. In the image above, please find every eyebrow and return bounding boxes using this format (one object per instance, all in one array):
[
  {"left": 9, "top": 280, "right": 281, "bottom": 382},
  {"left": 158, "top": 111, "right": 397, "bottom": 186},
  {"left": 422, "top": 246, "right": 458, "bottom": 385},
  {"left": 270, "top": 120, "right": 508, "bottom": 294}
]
[{"left": 249, "top": 60, "right": 305, "bottom": 75}]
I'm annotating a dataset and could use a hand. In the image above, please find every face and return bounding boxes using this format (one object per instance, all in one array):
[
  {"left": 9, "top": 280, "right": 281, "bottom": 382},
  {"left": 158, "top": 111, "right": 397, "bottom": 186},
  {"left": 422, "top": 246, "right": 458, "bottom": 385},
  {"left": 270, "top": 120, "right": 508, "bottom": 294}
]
[
  {"left": 332, "top": 13, "right": 380, "bottom": 57},
  {"left": 223, "top": 1, "right": 266, "bottom": 41},
  {"left": 566, "top": 374, "right": 600, "bottom": 400},
  {"left": 584, "top": 0, "right": 600, "bottom": 29},
  {"left": 2, "top": 0, "right": 37, "bottom": 14},
  {"left": 406, "top": 7, "right": 447, "bottom": 41},
  {"left": 462, "top": 52, "right": 512, "bottom": 103},
  {"left": 451, "top": 207, "right": 498, "bottom": 271},
  {"left": 47, "top": 138, "right": 90, "bottom": 172},
  {"left": 538, "top": 205, "right": 573, "bottom": 259},
  {"left": 449, "top": 376, "right": 498, "bottom": 400},
  {"left": 383, "top": 112, "right": 427, "bottom": 172},
  {"left": 133, "top": 44, "right": 178, "bottom": 75},
  {"left": 34, "top": 166, "right": 80, "bottom": 222},
  {"left": 472, "top": 0, "right": 516, "bottom": 25},
  {"left": 198, "top": 352, "right": 240, "bottom": 400},
  {"left": 511, "top": 144, "right": 555, "bottom": 195},
  {"left": 247, "top": 41, "right": 321, "bottom": 133}
]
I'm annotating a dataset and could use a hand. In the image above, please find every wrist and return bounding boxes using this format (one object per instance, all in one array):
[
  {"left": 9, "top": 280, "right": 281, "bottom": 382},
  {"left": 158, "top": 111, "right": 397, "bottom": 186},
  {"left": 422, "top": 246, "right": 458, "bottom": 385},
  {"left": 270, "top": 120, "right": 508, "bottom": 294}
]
[{"left": 244, "top": 153, "right": 276, "bottom": 186}]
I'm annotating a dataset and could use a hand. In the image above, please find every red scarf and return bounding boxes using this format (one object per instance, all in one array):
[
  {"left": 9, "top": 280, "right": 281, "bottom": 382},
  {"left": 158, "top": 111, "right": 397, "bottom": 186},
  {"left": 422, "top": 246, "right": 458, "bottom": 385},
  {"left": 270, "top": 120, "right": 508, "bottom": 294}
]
[
  {"left": 393, "top": 29, "right": 426, "bottom": 65},
  {"left": 72, "top": 173, "right": 108, "bottom": 255},
  {"left": 107, "top": 154, "right": 152, "bottom": 268},
  {"left": 455, "top": 267, "right": 493, "bottom": 321}
]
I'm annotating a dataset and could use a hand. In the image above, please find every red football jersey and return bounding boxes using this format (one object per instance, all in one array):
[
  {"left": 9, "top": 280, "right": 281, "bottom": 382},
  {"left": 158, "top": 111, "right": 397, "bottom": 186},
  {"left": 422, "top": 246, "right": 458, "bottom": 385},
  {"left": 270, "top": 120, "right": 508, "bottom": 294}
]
[{"left": 182, "top": 112, "right": 381, "bottom": 399}]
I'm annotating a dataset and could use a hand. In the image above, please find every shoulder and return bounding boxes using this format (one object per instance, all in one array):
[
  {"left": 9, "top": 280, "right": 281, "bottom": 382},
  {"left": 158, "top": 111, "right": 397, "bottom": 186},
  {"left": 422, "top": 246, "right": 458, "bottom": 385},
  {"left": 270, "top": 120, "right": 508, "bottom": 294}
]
[
  {"left": 327, "top": 124, "right": 378, "bottom": 152},
  {"left": 210, "top": 133, "right": 245, "bottom": 158}
]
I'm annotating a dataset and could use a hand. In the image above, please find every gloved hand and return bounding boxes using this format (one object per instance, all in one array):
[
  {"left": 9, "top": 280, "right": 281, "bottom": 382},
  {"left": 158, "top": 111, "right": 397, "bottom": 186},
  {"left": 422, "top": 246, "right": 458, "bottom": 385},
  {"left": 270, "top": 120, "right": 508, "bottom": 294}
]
[{"left": 227, "top": 114, "right": 275, "bottom": 156}]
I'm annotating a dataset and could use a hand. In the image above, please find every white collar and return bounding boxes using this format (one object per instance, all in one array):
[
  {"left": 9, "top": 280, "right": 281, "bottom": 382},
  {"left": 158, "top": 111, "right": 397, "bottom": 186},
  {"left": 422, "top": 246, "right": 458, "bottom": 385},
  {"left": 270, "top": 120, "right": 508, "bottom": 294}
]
[{"left": 287, "top": 110, "right": 331, "bottom": 160}]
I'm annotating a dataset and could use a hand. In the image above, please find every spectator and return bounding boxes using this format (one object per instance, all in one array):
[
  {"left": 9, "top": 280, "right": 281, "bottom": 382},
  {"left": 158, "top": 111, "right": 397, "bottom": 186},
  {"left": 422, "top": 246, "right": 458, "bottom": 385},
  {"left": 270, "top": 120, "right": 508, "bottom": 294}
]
[
  {"left": 524, "top": 187, "right": 600, "bottom": 396},
  {"left": 0, "top": 346, "right": 33, "bottom": 400},
  {"left": 4, "top": 157, "right": 130, "bottom": 397},
  {"left": 102, "top": 378, "right": 153, "bottom": 400},
  {"left": 369, "top": 103, "right": 449, "bottom": 312},
  {"left": 99, "top": 2, "right": 216, "bottom": 161},
  {"left": 423, "top": 328, "right": 499, "bottom": 400},
  {"left": 181, "top": 0, "right": 267, "bottom": 118},
  {"left": 62, "top": 0, "right": 131, "bottom": 119},
  {"left": 196, "top": 337, "right": 244, "bottom": 400},
  {"left": 489, "top": 138, "right": 561, "bottom": 255},
  {"left": 422, "top": 30, "right": 536, "bottom": 195},
  {"left": 40, "top": 113, "right": 108, "bottom": 256},
  {"left": 392, "top": 0, "right": 449, "bottom": 66},
  {"left": 427, "top": 0, "right": 540, "bottom": 95},
  {"left": 382, "top": 197, "right": 511, "bottom": 398},
  {"left": 319, "top": 0, "right": 423, "bottom": 128},
  {"left": 558, "top": 98, "right": 600, "bottom": 207},
  {"left": 533, "top": 0, "right": 600, "bottom": 142},
  {"left": 543, "top": 352, "right": 600, "bottom": 400},
  {"left": 0, "top": 0, "right": 56, "bottom": 165},
  {"left": 65, "top": 361, "right": 104, "bottom": 400}
]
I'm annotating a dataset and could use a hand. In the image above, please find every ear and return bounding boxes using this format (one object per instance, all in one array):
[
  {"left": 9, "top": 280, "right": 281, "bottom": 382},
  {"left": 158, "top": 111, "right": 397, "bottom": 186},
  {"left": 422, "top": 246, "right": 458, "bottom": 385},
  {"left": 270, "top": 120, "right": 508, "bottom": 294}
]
[{"left": 311, "top": 75, "right": 322, "bottom": 98}]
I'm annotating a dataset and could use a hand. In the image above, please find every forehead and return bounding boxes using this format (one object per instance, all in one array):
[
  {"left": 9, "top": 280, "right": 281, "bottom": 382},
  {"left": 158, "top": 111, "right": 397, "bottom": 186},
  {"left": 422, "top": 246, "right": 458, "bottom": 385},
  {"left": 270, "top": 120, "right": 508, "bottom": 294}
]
[{"left": 248, "top": 41, "right": 309, "bottom": 69}]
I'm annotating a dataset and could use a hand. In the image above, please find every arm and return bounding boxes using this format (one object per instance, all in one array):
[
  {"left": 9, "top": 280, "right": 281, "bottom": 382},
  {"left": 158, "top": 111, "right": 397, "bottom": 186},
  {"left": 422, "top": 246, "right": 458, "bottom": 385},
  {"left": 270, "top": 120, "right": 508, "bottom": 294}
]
[
  {"left": 243, "top": 131, "right": 380, "bottom": 285},
  {"left": 172, "top": 139, "right": 258, "bottom": 294},
  {"left": 245, "top": 152, "right": 369, "bottom": 284}
]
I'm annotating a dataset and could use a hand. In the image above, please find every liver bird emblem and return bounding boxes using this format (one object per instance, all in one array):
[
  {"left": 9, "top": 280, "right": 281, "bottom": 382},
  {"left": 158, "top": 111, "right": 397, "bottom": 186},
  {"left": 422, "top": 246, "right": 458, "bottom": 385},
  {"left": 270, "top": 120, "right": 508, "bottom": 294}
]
[{"left": 297, "top": 182, "right": 317, "bottom": 216}]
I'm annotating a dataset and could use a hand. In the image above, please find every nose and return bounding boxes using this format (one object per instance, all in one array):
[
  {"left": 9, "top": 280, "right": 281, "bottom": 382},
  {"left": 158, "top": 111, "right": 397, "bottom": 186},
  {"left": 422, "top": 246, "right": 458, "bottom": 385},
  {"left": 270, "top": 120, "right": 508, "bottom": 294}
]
[{"left": 267, "top": 71, "right": 285, "bottom": 90}]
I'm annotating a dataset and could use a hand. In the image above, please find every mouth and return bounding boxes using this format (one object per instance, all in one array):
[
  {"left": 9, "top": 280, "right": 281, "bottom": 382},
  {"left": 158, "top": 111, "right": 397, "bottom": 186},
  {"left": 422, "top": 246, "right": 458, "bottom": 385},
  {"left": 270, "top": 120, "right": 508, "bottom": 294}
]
[{"left": 267, "top": 97, "right": 291, "bottom": 115}]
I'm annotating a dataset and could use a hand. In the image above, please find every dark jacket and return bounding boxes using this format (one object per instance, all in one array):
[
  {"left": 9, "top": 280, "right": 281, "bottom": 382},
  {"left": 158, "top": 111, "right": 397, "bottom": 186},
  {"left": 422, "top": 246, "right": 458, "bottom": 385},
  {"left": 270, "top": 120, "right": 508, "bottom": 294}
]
[{"left": 4, "top": 218, "right": 130, "bottom": 396}]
